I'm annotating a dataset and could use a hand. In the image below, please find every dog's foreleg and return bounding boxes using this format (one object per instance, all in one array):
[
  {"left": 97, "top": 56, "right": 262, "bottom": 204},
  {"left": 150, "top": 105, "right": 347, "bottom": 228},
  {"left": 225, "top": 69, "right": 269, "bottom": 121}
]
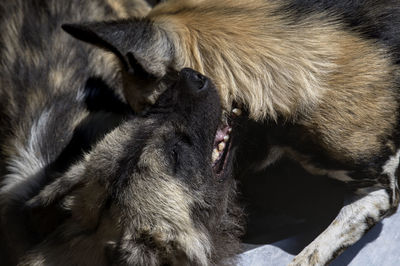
[
  {"left": 26, "top": 163, "right": 86, "bottom": 208},
  {"left": 289, "top": 186, "right": 398, "bottom": 266}
]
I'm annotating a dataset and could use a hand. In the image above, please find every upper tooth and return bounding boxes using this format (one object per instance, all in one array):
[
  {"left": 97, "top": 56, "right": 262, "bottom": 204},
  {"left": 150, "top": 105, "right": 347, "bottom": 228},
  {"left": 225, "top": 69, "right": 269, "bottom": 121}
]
[
  {"left": 218, "top": 142, "right": 225, "bottom": 151},
  {"left": 232, "top": 108, "right": 242, "bottom": 116},
  {"left": 228, "top": 127, "right": 232, "bottom": 133},
  {"left": 223, "top": 135, "right": 229, "bottom": 142}
]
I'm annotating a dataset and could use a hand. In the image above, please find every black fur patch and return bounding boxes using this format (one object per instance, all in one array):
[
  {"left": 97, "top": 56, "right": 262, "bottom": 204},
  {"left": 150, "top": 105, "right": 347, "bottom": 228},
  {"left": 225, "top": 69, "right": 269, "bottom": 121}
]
[
  {"left": 84, "top": 77, "right": 131, "bottom": 114},
  {"left": 281, "top": 0, "right": 400, "bottom": 63}
]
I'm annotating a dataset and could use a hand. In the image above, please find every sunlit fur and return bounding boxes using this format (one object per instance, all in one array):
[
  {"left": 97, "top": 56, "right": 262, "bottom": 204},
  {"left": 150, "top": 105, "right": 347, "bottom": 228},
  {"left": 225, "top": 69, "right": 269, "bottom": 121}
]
[
  {"left": 73, "top": 0, "right": 398, "bottom": 122},
  {"left": 61, "top": 0, "right": 400, "bottom": 264}
]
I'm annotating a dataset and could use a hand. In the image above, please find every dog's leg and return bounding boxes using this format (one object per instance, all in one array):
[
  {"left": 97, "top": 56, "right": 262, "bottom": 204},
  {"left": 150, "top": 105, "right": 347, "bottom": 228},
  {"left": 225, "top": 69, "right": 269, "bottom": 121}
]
[
  {"left": 289, "top": 188, "right": 393, "bottom": 265},
  {"left": 289, "top": 151, "right": 400, "bottom": 266},
  {"left": 26, "top": 163, "right": 86, "bottom": 208}
]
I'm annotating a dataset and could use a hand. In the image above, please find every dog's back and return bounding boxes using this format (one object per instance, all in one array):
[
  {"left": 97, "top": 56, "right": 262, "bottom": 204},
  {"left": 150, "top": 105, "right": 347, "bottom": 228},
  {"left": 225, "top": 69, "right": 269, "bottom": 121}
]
[
  {"left": 281, "top": 0, "right": 400, "bottom": 62},
  {"left": 0, "top": 0, "right": 150, "bottom": 264},
  {"left": 0, "top": 0, "right": 121, "bottom": 184}
]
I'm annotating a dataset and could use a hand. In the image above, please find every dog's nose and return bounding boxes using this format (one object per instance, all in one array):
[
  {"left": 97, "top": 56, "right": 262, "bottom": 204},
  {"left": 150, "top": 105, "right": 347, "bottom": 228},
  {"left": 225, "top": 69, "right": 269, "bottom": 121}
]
[{"left": 177, "top": 68, "right": 208, "bottom": 94}]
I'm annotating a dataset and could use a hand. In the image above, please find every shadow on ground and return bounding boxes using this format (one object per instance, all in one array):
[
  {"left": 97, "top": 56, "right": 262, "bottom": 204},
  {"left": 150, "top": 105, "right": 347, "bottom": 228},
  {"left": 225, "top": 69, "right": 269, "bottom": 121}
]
[{"left": 239, "top": 158, "right": 383, "bottom": 264}]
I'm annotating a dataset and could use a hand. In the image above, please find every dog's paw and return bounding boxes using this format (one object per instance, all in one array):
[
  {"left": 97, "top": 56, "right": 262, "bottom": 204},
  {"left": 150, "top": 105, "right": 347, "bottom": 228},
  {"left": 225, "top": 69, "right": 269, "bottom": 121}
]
[{"left": 289, "top": 247, "right": 322, "bottom": 266}]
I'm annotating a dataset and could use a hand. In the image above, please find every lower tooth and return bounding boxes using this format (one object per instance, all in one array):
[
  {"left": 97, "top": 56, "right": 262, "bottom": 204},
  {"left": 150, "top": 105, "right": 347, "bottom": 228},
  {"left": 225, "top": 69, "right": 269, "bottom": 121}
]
[
  {"left": 218, "top": 142, "right": 225, "bottom": 151},
  {"left": 212, "top": 149, "right": 220, "bottom": 162},
  {"left": 232, "top": 108, "right": 242, "bottom": 116}
]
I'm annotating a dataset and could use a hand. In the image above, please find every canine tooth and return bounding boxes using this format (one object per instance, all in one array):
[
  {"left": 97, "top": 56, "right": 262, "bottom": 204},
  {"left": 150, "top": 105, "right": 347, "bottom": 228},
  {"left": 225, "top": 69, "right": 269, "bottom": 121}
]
[
  {"left": 218, "top": 142, "right": 225, "bottom": 151},
  {"left": 223, "top": 135, "right": 229, "bottom": 142},
  {"left": 232, "top": 108, "right": 242, "bottom": 116},
  {"left": 212, "top": 149, "right": 220, "bottom": 162},
  {"left": 228, "top": 128, "right": 232, "bottom": 133}
]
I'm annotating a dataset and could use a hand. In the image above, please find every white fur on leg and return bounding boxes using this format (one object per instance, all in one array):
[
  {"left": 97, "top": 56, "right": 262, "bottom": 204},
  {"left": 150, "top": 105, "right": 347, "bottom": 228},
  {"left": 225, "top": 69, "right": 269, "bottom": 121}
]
[
  {"left": 289, "top": 188, "right": 390, "bottom": 266},
  {"left": 382, "top": 149, "right": 400, "bottom": 204}
]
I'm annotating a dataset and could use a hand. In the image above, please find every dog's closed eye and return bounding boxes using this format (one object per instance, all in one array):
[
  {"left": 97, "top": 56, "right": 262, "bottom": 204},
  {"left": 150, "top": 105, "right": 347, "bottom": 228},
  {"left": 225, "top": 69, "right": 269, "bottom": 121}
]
[{"left": 169, "top": 135, "right": 193, "bottom": 172}]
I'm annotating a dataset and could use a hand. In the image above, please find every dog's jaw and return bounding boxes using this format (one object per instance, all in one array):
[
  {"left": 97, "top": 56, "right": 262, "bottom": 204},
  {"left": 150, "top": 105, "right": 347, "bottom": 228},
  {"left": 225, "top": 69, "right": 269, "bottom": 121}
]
[{"left": 211, "top": 108, "right": 242, "bottom": 177}]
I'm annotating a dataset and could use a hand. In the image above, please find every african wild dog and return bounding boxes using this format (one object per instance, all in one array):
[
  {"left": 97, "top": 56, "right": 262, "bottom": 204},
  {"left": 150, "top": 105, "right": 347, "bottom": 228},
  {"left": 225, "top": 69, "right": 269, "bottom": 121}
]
[
  {"left": 62, "top": 0, "right": 400, "bottom": 264},
  {"left": 18, "top": 68, "right": 243, "bottom": 266},
  {"left": 0, "top": 0, "right": 152, "bottom": 263},
  {"left": 0, "top": 0, "right": 242, "bottom": 265}
]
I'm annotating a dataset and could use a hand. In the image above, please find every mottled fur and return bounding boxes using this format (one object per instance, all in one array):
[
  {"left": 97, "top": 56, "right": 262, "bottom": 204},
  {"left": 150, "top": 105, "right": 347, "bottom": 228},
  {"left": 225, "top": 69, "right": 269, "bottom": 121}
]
[
  {"left": 0, "top": 0, "right": 131, "bottom": 263},
  {"left": 63, "top": 0, "right": 400, "bottom": 264},
  {"left": 18, "top": 69, "right": 243, "bottom": 266},
  {"left": 0, "top": 0, "right": 242, "bottom": 265}
]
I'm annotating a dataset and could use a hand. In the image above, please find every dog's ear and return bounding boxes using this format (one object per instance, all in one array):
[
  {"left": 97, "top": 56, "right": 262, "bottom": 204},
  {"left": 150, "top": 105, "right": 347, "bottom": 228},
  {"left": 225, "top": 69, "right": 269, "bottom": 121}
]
[
  {"left": 62, "top": 21, "right": 173, "bottom": 79},
  {"left": 62, "top": 22, "right": 131, "bottom": 70}
]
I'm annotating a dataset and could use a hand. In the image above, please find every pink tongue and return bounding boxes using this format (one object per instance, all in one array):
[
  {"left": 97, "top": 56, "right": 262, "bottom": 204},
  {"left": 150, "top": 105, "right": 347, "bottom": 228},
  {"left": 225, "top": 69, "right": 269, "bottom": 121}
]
[{"left": 214, "top": 126, "right": 230, "bottom": 144}]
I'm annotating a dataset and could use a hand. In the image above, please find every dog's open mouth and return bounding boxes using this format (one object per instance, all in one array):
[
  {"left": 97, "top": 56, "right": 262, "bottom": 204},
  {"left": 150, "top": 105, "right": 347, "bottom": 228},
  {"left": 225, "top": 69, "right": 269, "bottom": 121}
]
[{"left": 212, "top": 108, "right": 241, "bottom": 176}]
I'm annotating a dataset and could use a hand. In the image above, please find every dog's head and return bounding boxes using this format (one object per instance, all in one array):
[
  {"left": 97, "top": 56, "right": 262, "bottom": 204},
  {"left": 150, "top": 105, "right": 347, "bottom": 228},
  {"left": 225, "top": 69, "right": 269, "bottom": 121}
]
[
  {"left": 23, "top": 68, "right": 242, "bottom": 266},
  {"left": 61, "top": 10, "right": 245, "bottom": 119}
]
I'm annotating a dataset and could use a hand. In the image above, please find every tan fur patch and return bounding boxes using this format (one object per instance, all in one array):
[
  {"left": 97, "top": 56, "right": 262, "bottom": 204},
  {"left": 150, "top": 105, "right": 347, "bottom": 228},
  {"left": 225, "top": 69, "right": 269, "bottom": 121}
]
[
  {"left": 299, "top": 35, "right": 399, "bottom": 161},
  {"left": 145, "top": 0, "right": 399, "bottom": 124},
  {"left": 107, "top": 0, "right": 151, "bottom": 18}
]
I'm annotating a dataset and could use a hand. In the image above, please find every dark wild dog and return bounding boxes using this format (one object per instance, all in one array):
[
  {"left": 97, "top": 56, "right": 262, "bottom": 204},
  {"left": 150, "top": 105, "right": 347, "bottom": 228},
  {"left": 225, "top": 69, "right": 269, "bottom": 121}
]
[
  {"left": 19, "top": 68, "right": 242, "bottom": 266},
  {"left": 0, "top": 0, "right": 242, "bottom": 265},
  {"left": 62, "top": 0, "right": 400, "bottom": 264}
]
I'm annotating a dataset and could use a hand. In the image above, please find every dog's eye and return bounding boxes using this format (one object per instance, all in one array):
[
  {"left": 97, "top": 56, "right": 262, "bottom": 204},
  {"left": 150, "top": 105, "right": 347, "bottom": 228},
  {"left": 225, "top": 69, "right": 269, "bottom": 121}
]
[
  {"left": 178, "top": 134, "right": 192, "bottom": 147},
  {"left": 171, "top": 148, "right": 178, "bottom": 163},
  {"left": 169, "top": 135, "right": 191, "bottom": 172},
  {"left": 170, "top": 145, "right": 180, "bottom": 173}
]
